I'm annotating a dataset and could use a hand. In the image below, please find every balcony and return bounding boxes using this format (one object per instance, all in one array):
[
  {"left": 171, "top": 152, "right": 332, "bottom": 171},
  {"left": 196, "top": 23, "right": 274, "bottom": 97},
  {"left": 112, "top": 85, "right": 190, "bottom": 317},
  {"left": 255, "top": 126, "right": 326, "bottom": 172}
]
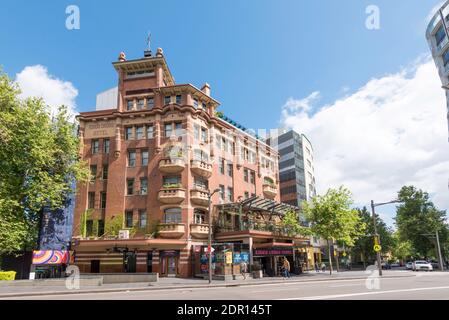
[
  {"left": 158, "top": 187, "right": 186, "bottom": 204},
  {"left": 159, "top": 158, "right": 186, "bottom": 173},
  {"left": 263, "top": 184, "right": 278, "bottom": 199},
  {"left": 190, "top": 224, "right": 209, "bottom": 239},
  {"left": 190, "top": 189, "right": 209, "bottom": 206},
  {"left": 158, "top": 223, "right": 186, "bottom": 239},
  {"left": 190, "top": 160, "right": 213, "bottom": 178}
]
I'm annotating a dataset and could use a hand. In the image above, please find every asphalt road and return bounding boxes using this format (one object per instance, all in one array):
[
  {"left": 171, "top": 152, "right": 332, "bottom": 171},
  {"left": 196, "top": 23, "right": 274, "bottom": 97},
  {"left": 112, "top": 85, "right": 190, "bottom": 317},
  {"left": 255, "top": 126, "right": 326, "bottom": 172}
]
[{"left": 5, "top": 272, "right": 449, "bottom": 300}]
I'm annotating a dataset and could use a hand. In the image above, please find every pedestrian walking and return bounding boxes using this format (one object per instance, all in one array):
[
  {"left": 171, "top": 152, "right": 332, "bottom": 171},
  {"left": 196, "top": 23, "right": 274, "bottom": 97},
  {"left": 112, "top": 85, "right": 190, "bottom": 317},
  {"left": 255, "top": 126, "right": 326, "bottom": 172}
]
[
  {"left": 240, "top": 261, "right": 248, "bottom": 280},
  {"left": 283, "top": 258, "right": 291, "bottom": 278},
  {"left": 315, "top": 261, "right": 320, "bottom": 273},
  {"left": 321, "top": 262, "right": 326, "bottom": 273}
]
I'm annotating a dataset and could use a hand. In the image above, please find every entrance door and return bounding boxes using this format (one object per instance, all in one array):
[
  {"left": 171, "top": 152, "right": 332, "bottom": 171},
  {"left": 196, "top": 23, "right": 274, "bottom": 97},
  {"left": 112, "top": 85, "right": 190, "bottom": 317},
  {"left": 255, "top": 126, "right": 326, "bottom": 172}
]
[
  {"left": 91, "top": 260, "right": 100, "bottom": 273},
  {"left": 161, "top": 256, "right": 178, "bottom": 277},
  {"left": 167, "top": 256, "right": 177, "bottom": 276},
  {"left": 147, "top": 252, "right": 153, "bottom": 273},
  {"left": 123, "top": 252, "right": 136, "bottom": 273}
]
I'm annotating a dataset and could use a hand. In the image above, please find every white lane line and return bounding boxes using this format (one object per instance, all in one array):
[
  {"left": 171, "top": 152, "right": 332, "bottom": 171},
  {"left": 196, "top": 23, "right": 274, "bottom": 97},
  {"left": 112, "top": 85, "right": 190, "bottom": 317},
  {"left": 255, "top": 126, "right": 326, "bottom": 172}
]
[
  {"left": 279, "top": 286, "right": 449, "bottom": 300},
  {"left": 329, "top": 284, "right": 362, "bottom": 288}
]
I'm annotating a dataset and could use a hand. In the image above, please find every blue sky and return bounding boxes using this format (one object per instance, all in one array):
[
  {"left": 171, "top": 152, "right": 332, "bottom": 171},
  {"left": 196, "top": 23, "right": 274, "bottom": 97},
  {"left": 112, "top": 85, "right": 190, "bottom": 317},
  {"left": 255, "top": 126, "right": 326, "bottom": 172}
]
[
  {"left": 1, "top": 0, "right": 446, "bottom": 228},
  {"left": 0, "top": 0, "right": 437, "bottom": 120}
]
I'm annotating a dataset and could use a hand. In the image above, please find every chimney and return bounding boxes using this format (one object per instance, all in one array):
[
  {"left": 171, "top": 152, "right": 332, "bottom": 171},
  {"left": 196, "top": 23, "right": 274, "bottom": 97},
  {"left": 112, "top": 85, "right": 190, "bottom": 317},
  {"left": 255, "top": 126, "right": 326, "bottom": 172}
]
[{"left": 201, "top": 83, "right": 211, "bottom": 96}]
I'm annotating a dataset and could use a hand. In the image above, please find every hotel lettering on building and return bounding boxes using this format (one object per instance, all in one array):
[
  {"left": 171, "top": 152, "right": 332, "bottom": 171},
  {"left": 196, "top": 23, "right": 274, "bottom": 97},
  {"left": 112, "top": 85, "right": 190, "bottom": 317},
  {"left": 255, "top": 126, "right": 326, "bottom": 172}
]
[{"left": 72, "top": 48, "right": 307, "bottom": 278}]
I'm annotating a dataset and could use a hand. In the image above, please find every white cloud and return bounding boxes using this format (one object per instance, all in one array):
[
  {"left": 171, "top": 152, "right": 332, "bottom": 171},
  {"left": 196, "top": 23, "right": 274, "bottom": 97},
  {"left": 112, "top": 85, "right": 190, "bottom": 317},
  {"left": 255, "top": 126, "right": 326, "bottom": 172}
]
[
  {"left": 281, "top": 57, "right": 449, "bottom": 218},
  {"left": 15, "top": 65, "right": 78, "bottom": 119}
]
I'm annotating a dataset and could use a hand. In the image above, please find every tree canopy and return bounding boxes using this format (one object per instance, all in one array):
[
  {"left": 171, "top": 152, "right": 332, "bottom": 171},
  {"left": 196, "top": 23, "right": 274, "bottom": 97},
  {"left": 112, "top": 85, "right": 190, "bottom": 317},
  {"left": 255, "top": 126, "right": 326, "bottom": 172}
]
[
  {"left": 302, "top": 186, "right": 365, "bottom": 247},
  {"left": 351, "top": 207, "right": 394, "bottom": 265},
  {"left": 0, "top": 71, "right": 89, "bottom": 255},
  {"left": 395, "top": 186, "right": 448, "bottom": 259}
]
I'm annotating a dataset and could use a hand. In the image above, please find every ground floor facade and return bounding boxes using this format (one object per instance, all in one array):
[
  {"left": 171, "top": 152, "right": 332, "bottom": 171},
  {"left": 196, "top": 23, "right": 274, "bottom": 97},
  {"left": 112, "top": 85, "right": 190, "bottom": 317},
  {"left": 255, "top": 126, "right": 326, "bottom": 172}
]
[{"left": 71, "top": 234, "right": 318, "bottom": 279}]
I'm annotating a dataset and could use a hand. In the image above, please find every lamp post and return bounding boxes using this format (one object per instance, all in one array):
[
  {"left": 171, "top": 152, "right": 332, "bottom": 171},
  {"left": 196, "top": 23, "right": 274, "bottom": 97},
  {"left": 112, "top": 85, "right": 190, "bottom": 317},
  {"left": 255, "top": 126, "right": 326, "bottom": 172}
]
[
  {"left": 370, "top": 199, "right": 402, "bottom": 277},
  {"left": 208, "top": 188, "right": 221, "bottom": 284}
]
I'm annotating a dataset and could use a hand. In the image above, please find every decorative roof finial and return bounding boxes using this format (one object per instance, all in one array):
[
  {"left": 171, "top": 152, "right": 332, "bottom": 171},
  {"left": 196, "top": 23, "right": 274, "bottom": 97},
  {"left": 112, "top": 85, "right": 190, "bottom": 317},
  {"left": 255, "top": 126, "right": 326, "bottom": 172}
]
[{"left": 118, "top": 52, "right": 126, "bottom": 62}]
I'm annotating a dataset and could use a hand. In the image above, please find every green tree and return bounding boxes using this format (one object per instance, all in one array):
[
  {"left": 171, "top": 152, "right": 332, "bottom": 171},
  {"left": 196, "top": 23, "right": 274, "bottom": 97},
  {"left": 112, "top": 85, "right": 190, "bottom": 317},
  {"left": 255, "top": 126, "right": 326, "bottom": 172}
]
[
  {"left": 282, "top": 210, "right": 312, "bottom": 238},
  {"left": 302, "top": 186, "right": 365, "bottom": 274},
  {"left": 0, "top": 71, "right": 89, "bottom": 254},
  {"left": 395, "top": 186, "right": 448, "bottom": 259},
  {"left": 351, "top": 207, "right": 395, "bottom": 268},
  {"left": 390, "top": 231, "right": 416, "bottom": 263}
]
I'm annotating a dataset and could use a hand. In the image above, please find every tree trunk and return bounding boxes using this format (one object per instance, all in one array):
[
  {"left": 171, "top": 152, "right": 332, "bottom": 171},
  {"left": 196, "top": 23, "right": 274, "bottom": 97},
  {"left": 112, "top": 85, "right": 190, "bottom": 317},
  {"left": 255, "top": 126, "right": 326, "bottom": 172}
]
[
  {"left": 335, "top": 249, "right": 340, "bottom": 272},
  {"left": 328, "top": 240, "right": 333, "bottom": 275},
  {"left": 362, "top": 252, "right": 366, "bottom": 269}
]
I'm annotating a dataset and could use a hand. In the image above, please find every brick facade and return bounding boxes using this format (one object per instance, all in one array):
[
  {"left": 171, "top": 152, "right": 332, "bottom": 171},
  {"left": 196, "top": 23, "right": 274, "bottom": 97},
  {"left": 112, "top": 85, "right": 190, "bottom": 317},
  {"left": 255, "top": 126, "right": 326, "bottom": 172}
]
[{"left": 72, "top": 49, "right": 280, "bottom": 278}]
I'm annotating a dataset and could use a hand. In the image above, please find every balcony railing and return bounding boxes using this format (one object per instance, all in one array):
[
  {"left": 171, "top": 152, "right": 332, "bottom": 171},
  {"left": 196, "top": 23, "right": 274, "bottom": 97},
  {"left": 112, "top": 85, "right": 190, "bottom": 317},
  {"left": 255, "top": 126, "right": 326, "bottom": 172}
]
[
  {"left": 262, "top": 184, "right": 278, "bottom": 199},
  {"left": 190, "top": 189, "right": 209, "bottom": 206},
  {"left": 158, "top": 223, "right": 186, "bottom": 239},
  {"left": 190, "top": 224, "right": 209, "bottom": 239},
  {"left": 159, "top": 158, "right": 186, "bottom": 173},
  {"left": 158, "top": 187, "right": 186, "bottom": 204},
  {"left": 190, "top": 160, "right": 213, "bottom": 178}
]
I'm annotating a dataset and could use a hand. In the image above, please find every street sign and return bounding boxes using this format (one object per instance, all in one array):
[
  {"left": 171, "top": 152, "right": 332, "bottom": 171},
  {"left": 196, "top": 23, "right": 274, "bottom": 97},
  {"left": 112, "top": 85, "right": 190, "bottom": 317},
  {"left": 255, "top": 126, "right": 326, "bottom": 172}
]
[
  {"left": 374, "top": 244, "right": 382, "bottom": 252},
  {"left": 204, "top": 246, "right": 215, "bottom": 254}
]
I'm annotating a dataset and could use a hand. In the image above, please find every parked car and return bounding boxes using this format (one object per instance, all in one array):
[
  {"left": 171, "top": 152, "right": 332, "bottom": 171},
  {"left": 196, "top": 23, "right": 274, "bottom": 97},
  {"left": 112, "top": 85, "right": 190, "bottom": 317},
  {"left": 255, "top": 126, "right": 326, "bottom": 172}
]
[
  {"left": 412, "top": 260, "right": 433, "bottom": 271},
  {"left": 381, "top": 262, "right": 391, "bottom": 270},
  {"left": 405, "top": 262, "right": 413, "bottom": 270},
  {"left": 429, "top": 261, "right": 440, "bottom": 270},
  {"left": 390, "top": 262, "right": 400, "bottom": 268}
]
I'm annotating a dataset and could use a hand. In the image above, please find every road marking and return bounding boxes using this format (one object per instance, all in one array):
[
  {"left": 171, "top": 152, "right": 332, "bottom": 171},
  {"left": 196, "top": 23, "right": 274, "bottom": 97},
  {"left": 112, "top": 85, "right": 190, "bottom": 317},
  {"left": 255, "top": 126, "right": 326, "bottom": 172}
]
[
  {"left": 329, "top": 284, "right": 362, "bottom": 288},
  {"left": 279, "top": 286, "right": 449, "bottom": 300}
]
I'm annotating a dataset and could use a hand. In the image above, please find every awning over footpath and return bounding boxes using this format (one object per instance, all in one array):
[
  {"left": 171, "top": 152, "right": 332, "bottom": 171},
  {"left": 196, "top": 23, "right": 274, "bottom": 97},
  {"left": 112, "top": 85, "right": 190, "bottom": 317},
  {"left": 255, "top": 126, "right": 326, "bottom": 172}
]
[{"left": 216, "top": 196, "right": 300, "bottom": 217}]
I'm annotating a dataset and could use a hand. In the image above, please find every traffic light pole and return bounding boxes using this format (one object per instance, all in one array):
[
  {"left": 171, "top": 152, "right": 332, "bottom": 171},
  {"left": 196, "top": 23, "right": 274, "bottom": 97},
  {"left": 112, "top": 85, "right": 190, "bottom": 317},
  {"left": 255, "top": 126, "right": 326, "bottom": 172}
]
[{"left": 371, "top": 200, "right": 383, "bottom": 277}]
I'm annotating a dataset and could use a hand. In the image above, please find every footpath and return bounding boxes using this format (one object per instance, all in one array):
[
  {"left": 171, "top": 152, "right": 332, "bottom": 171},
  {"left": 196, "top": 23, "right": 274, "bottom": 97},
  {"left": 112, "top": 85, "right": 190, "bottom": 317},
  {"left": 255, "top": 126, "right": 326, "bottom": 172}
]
[{"left": 0, "top": 270, "right": 418, "bottom": 299}]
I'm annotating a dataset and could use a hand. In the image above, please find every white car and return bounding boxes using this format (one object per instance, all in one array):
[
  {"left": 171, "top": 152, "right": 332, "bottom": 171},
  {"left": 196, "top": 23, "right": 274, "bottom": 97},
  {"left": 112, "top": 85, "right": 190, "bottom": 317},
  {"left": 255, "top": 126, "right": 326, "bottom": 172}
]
[
  {"left": 412, "top": 261, "right": 433, "bottom": 271},
  {"left": 405, "top": 262, "right": 413, "bottom": 270}
]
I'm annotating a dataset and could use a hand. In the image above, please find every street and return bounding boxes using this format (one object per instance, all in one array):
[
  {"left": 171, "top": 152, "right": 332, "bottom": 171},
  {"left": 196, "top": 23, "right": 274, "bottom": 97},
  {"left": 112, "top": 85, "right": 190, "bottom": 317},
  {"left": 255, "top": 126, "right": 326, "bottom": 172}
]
[{"left": 4, "top": 272, "right": 449, "bottom": 300}]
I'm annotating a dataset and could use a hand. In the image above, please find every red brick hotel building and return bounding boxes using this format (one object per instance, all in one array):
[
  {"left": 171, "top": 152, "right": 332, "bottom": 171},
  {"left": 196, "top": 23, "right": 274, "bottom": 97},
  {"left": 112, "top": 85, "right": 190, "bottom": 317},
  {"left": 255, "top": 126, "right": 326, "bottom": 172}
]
[{"left": 72, "top": 47, "right": 306, "bottom": 278}]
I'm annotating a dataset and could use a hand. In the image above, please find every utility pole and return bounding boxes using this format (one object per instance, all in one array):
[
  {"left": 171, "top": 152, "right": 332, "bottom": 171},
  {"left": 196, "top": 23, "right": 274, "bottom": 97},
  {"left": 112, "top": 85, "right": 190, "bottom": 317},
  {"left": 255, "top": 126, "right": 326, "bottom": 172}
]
[
  {"left": 436, "top": 230, "right": 444, "bottom": 271},
  {"left": 371, "top": 200, "right": 382, "bottom": 276},
  {"left": 421, "top": 231, "right": 445, "bottom": 271}
]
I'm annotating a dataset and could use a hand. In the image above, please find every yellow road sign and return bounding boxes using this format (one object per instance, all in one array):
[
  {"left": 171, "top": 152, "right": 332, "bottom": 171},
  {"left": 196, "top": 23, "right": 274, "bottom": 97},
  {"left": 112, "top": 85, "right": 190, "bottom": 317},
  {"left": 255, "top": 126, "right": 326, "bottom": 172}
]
[
  {"left": 374, "top": 244, "right": 382, "bottom": 252},
  {"left": 342, "top": 252, "right": 347, "bottom": 257}
]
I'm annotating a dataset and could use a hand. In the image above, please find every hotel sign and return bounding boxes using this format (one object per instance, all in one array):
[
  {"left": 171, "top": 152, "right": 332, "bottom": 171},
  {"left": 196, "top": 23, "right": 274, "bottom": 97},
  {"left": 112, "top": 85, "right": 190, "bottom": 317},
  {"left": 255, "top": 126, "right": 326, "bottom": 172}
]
[
  {"left": 85, "top": 121, "right": 116, "bottom": 139},
  {"left": 253, "top": 248, "right": 293, "bottom": 256}
]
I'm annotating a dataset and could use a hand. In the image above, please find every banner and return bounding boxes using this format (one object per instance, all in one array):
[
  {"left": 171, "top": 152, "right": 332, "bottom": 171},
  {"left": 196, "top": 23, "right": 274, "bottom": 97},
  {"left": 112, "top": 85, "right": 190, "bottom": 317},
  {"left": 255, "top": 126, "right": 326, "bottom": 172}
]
[{"left": 32, "top": 250, "right": 69, "bottom": 265}]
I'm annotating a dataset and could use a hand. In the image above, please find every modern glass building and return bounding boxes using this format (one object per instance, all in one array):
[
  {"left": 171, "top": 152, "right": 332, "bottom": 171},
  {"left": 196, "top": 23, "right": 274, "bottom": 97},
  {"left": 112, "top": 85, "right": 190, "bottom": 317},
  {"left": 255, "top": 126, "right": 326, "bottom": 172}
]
[
  {"left": 266, "top": 129, "right": 317, "bottom": 207},
  {"left": 426, "top": 0, "right": 449, "bottom": 140}
]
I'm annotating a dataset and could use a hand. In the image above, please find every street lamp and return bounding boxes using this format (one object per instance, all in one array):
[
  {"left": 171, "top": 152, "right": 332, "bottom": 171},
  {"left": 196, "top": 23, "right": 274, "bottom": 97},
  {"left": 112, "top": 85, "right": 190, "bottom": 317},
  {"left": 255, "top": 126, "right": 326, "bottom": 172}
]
[
  {"left": 371, "top": 199, "right": 402, "bottom": 277},
  {"left": 208, "top": 188, "right": 221, "bottom": 284}
]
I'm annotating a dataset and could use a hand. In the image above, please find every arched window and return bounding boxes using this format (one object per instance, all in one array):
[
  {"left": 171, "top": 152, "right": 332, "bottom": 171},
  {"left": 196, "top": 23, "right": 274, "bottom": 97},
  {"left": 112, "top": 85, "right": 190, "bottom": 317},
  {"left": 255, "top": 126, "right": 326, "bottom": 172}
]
[
  {"left": 164, "top": 208, "right": 182, "bottom": 224},
  {"left": 194, "top": 209, "right": 207, "bottom": 224}
]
